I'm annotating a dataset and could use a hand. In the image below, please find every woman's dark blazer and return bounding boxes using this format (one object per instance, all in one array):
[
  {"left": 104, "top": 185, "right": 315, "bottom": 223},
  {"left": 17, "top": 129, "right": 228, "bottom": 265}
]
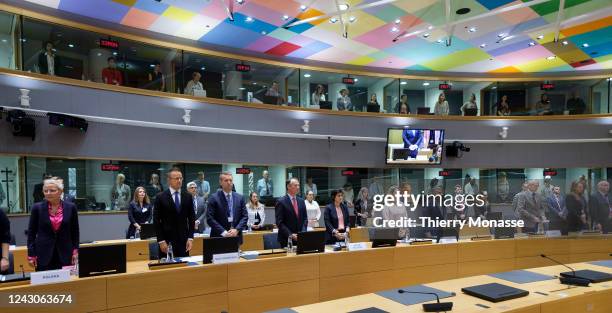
[
  {"left": 27, "top": 201, "right": 79, "bottom": 268},
  {"left": 324, "top": 203, "right": 350, "bottom": 244}
]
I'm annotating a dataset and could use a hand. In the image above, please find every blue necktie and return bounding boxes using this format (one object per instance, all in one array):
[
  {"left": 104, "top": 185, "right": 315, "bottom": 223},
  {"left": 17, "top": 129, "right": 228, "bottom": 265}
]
[
  {"left": 227, "top": 193, "right": 233, "bottom": 220},
  {"left": 174, "top": 191, "right": 180, "bottom": 212}
]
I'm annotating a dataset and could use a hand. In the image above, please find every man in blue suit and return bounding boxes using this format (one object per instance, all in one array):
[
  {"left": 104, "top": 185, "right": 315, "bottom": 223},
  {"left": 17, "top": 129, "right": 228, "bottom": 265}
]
[
  {"left": 402, "top": 129, "right": 423, "bottom": 159},
  {"left": 207, "top": 172, "right": 248, "bottom": 244},
  {"left": 546, "top": 186, "right": 567, "bottom": 234},
  {"left": 275, "top": 178, "right": 307, "bottom": 248}
]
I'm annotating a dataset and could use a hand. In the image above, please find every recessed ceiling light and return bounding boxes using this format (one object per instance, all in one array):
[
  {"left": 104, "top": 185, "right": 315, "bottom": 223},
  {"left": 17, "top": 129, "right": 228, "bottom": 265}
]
[
  {"left": 200, "top": 66, "right": 206, "bottom": 70},
  {"left": 21, "top": 38, "right": 26, "bottom": 42},
  {"left": 1, "top": 39, "right": 7, "bottom": 43},
  {"left": 252, "top": 82, "right": 257, "bottom": 85},
  {"left": 149, "top": 64, "right": 155, "bottom": 68},
  {"left": 468, "top": 26, "right": 477, "bottom": 33},
  {"left": 492, "top": 86, "right": 497, "bottom": 89},
  {"left": 422, "top": 33, "right": 430, "bottom": 38},
  {"left": 400, "top": 81, "right": 407, "bottom": 85},
  {"left": 245, "top": 16, "right": 254, "bottom": 22},
  {"left": 546, "top": 56, "right": 556, "bottom": 60},
  {"left": 68, "top": 43, "right": 75, "bottom": 48},
  {"left": 282, "top": 15, "right": 289, "bottom": 21},
  {"left": 348, "top": 16, "right": 357, "bottom": 23},
  {"left": 239, "top": 87, "right": 246, "bottom": 90},
  {"left": 497, "top": 33, "right": 505, "bottom": 38},
  {"left": 391, "top": 27, "right": 399, "bottom": 32},
  {"left": 354, "top": 78, "right": 359, "bottom": 82},
  {"left": 427, "top": 25, "right": 433, "bottom": 30},
  {"left": 537, "top": 34, "right": 544, "bottom": 40},
  {"left": 330, "top": 17, "right": 338, "bottom": 23},
  {"left": 501, "top": 35, "right": 514, "bottom": 41},
  {"left": 112, "top": 51, "right": 118, "bottom": 55},
  {"left": 582, "top": 43, "right": 589, "bottom": 47},
  {"left": 261, "top": 31, "right": 267, "bottom": 35},
  {"left": 303, "top": 73, "right": 311, "bottom": 78},
  {"left": 562, "top": 40, "right": 568, "bottom": 45},
  {"left": 394, "top": 19, "right": 401, "bottom": 24},
  {"left": 236, "top": 0, "right": 244, "bottom": 4},
  {"left": 436, "top": 39, "right": 444, "bottom": 43},
  {"left": 300, "top": 5, "right": 307, "bottom": 11},
  {"left": 528, "top": 42, "right": 536, "bottom": 46},
  {"left": 423, "top": 82, "right": 430, "bottom": 86},
  {"left": 96, "top": 52, "right": 102, "bottom": 56},
  {"left": 338, "top": 3, "right": 349, "bottom": 11},
  {"left": 479, "top": 43, "right": 487, "bottom": 48}
]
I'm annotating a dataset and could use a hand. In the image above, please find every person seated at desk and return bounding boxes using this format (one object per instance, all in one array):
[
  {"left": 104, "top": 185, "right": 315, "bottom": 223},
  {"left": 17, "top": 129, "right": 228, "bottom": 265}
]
[
  {"left": 336, "top": 89, "right": 353, "bottom": 111},
  {"left": 102, "top": 57, "right": 123, "bottom": 86},
  {"left": 275, "top": 178, "right": 307, "bottom": 248},
  {"left": 126, "top": 186, "right": 153, "bottom": 238},
  {"left": 207, "top": 172, "right": 248, "bottom": 243},
  {"left": 533, "top": 93, "right": 552, "bottom": 115},
  {"left": 265, "top": 81, "right": 285, "bottom": 105},
  {"left": 311, "top": 84, "right": 326, "bottom": 107},
  {"left": 0, "top": 208, "right": 9, "bottom": 273},
  {"left": 187, "top": 182, "right": 207, "bottom": 233},
  {"left": 324, "top": 189, "right": 350, "bottom": 244},
  {"left": 246, "top": 192, "right": 266, "bottom": 230},
  {"left": 27, "top": 177, "right": 79, "bottom": 271},
  {"left": 305, "top": 190, "right": 321, "bottom": 228},
  {"left": 185, "top": 71, "right": 204, "bottom": 96},
  {"left": 399, "top": 103, "right": 410, "bottom": 115}
]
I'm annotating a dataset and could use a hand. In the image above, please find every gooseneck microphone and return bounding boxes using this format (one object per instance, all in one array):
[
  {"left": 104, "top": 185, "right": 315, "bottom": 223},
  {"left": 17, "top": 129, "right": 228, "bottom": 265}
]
[
  {"left": 397, "top": 289, "right": 454, "bottom": 312},
  {"left": 540, "top": 254, "right": 590, "bottom": 286}
]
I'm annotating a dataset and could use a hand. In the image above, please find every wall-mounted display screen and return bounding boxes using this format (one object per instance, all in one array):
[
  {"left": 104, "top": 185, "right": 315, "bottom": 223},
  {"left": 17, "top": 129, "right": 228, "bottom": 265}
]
[{"left": 386, "top": 128, "right": 445, "bottom": 165}]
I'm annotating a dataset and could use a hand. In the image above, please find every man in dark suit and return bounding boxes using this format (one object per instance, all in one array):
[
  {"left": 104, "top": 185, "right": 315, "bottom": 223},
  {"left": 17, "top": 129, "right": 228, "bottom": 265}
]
[
  {"left": 546, "top": 186, "right": 568, "bottom": 235},
  {"left": 424, "top": 186, "right": 446, "bottom": 238},
  {"left": 153, "top": 168, "right": 195, "bottom": 258},
  {"left": 590, "top": 181, "right": 611, "bottom": 233},
  {"left": 206, "top": 172, "right": 248, "bottom": 243},
  {"left": 275, "top": 178, "right": 307, "bottom": 247},
  {"left": 187, "top": 182, "right": 207, "bottom": 233},
  {"left": 516, "top": 180, "right": 546, "bottom": 233}
]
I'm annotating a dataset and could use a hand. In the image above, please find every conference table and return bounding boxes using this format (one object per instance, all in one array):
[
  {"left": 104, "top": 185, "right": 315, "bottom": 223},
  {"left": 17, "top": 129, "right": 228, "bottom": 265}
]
[{"left": 1, "top": 232, "right": 610, "bottom": 313}]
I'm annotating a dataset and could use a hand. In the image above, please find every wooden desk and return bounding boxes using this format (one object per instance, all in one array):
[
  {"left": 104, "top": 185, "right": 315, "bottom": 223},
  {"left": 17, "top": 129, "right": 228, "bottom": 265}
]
[{"left": 2, "top": 235, "right": 610, "bottom": 313}]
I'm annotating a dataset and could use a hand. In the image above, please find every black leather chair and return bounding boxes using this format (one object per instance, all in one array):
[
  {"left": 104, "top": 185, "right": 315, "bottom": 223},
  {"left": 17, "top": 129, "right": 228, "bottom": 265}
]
[{"left": 263, "top": 233, "right": 281, "bottom": 250}]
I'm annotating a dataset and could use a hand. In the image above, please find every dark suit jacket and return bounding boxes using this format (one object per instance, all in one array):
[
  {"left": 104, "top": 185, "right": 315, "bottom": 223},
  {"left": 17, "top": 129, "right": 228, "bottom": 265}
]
[
  {"left": 206, "top": 190, "right": 248, "bottom": 243},
  {"left": 27, "top": 201, "right": 79, "bottom": 268},
  {"left": 324, "top": 203, "right": 350, "bottom": 244},
  {"left": 153, "top": 189, "right": 195, "bottom": 257},
  {"left": 275, "top": 195, "right": 307, "bottom": 247},
  {"left": 565, "top": 194, "right": 586, "bottom": 232},
  {"left": 38, "top": 52, "right": 61, "bottom": 75},
  {"left": 590, "top": 192, "right": 612, "bottom": 233},
  {"left": 0, "top": 208, "right": 9, "bottom": 244},
  {"left": 425, "top": 203, "right": 446, "bottom": 237},
  {"left": 194, "top": 196, "right": 207, "bottom": 231}
]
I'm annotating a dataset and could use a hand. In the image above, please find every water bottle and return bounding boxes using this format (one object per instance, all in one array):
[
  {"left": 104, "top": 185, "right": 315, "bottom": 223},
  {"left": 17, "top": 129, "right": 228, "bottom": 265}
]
[
  {"left": 135, "top": 228, "right": 141, "bottom": 240},
  {"left": 287, "top": 236, "right": 294, "bottom": 254},
  {"left": 248, "top": 223, "right": 252, "bottom": 233},
  {"left": 344, "top": 229, "right": 350, "bottom": 247},
  {"left": 73, "top": 254, "right": 79, "bottom": 276},
  {"left": 166, "top": 243, "right": 174, "bottom": 262}
]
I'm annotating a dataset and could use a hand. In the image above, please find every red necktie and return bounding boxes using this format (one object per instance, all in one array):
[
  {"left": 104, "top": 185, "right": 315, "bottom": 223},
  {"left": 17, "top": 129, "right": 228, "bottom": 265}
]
[{"left": 291, "top": 197, "right": 299, "bottom": 218}]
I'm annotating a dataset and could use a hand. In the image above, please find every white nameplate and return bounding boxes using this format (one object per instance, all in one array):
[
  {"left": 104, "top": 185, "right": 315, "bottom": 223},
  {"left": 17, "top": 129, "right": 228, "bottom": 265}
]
[
  {"left": 212, "top": 252, "right": 240, "bottom": 264},
  {"left": 31, "top": 269, "right": 71, "bottom": 285},
  {"left": 272, "top": 228, "right": 279, "bottom": 233},
  {"left": 438, "top": 237, "right": 458, "bottom": 244},
  {"left": 347, "top": 242, "right": 368, "bottom": 251},
  {"left": 545, "top": 230, "right": 562, "bottom": 237}
]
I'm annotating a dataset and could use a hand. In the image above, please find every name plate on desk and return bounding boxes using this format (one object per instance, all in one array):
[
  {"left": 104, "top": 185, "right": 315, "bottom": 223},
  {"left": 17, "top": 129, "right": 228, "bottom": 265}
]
[
  {"left": 347, "top": 242, "right": 368, "bottom": 251},
  {"left": 30, "top": 269, "right": 71, "bottom": 285},
  {"left": 545, "top": 230, "right": 562, "bottom": 237},
  {"left": 212, "top": 252, "right": 240, "bottom": 264},
  {"left": 438, "top": 238, "right": 458, "bottom": 244}
]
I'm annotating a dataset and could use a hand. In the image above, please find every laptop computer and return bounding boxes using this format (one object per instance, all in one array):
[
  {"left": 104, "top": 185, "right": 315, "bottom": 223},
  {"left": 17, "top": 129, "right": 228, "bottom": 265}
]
[
  {"left": 436, "top": 227, "right": 459, "bottom": 243},
  {"left": 139, "top": 223, "right": 156, "bottom": 239},
  {"left": 319, "top": 101, "right": 332, "bottom": 110},
  {"left": 203, "top": 237, "right": 240, "bottom": 264},
  {"left": 392, "top": 148, "right": 410, "bottom": 160},
  {"left": 560, "top": 270, "right": 612, "bottom": 283},
  {"left": 79, "top": 244, "right": 127, "bottom": 278},
  {"left": 263, "top": 95, "right": 279, "bottom": 105},
  {"left": 296, "top": 230, "right": 326, "bottom": 255},
  {"left": 462, "top": 283, "right": 529, "bottom": 302},
  {"left": 464, "top": 108, "right": 478, "bottom": 116},
  {"left": 417, "top": 107, "right": 430, "bottom": 114},
  {"left": 370, "top": 228, "right": 399, "bottom": 248},
  {"left": 366, "top": 104, "right": 380, "bottom": 112}
]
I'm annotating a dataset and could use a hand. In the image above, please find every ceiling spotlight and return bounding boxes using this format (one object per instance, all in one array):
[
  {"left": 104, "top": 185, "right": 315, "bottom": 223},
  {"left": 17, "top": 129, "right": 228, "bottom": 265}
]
[
  {"left": 582, "top": 43, "right": 589, "bottom": 47},
  {"left": 561, "top": 40, "right": 568, "bottom": 45},
  {"left": 501, "top": 35, "right": 514, "bottom": 42},
  {"left": 245, "top": 16, "right": 254, "bottom": 22},
  {"left": 391, "top": 27, "right": 399, "bottom": 32},
  {"left": 200, "top": 66, "right": 206, "bottom": 70},
  {"left": 239, "top": 87, "right": 246, "bottom": 90},
  {"left": 303, "top": 73, "right": 311, "bottom": 78},
  {"left": 261, "top": 31, "right": 267, "bottom": 35},
  {"left": 400, "top": 81, "right": 407, "bottom": 85},
  {"left": 528, "top": 42, "right": 536, "bottom": 46},
  {"left": 252, "top": 82, "right": 257, "bottom": 85},
  {"left": 468, "top": 26, "right": 477, "bottom": 33},
  {"left": 354, "top": 78, "right": 359, "bottom": 82},
  {"left": 497, "top": 33, "right": 505, "bottom": 38},
  {"left": 338, "top": 3, "right": 349, "bottom": 11},
  {"left": 149, "top": 64, "right": 155, "bottom": 68},
  {"left": 436, "top": 39, "right": 444, "bottom": 43},
  {"left": 1, "top": 39, "right": 7, "bottom": 43},
  {"left": 422, "top": 33, "right": 430, "bottom": 38},
  {"left": 546, "top": 56, "right": 556, "bottom": 60},
  {"left": 329, "top": 17, "right": 338, "bottom": 23},
  {"left": 282, "top": 15, "right": 289, "bottom": 21},
  {"left": 427, "top": 25, "right": 433, "bottom": 30},
  {"left": 479, "top": 43, "right": 487, "bottom": 48},
  {"left": 236, "top": 0, "right": 244, "bottom": 4},
  {"left": 422, "top": 82, "right": 430, "bottom": 86},
  {"left": 491, "top": 86, "right": 497, "bottom": 89},
  {"left": 394, "top": 19, "right": 401, "bottom": 24},
  {"left": 537, "top": 34, "right": 544, "bottom": 40},
  {"left": 112, "top": 51, "right": 118, "bottom": 55},
  {"left": 68, "top": 43, "right": 75, "bottom": 48},
  {"left": 348, "top": 16, "right": 357, "bottom": 23},
  {"left": 300, "top": 5, "right": 307, "bottom": 11}
]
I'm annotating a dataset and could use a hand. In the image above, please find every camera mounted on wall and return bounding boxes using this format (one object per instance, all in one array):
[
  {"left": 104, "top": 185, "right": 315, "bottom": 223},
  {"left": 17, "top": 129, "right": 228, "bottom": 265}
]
[
  {"left": 5, "top": 109, "right": 36, "bottom": 141},
  {"left": 445, "top": 141, "right": 470, "bottom": 158}
]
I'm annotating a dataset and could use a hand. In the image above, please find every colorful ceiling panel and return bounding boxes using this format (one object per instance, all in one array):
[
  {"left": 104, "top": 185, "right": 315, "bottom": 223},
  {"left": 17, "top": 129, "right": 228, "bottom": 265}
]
[{"left": 22, "top": 0, "right": 612, "bottom": 73}]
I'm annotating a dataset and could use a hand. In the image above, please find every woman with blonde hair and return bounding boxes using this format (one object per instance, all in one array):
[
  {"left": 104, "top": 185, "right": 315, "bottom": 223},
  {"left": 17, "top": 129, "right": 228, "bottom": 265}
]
[
  {"left": 127, "top": 186, "right": 152, "bottom": 238},
  {"left": 434, "top": 92, "right": 449, "bottom": 116},
  {"left": 566, "top": 181, "right": 587, "bottom": 232}
]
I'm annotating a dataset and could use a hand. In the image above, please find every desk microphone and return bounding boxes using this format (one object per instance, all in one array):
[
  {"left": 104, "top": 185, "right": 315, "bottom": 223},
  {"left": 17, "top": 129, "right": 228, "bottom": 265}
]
[
  {"left": 540, "top": 254, "right": 590, "bottom": 286},
  {"left": 397, "top": 289, "right": 454, "bottom": 312}
]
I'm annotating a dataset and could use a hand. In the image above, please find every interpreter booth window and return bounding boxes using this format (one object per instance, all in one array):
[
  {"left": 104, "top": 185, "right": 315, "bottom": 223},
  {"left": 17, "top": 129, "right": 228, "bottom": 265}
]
[
  {"left": 592, "top": 78, "right": 610, "bottom": 114},
  {"left": 182, "top": 163, "right": 223, "bottom": 198},
  {"left": 399, "top": 80, "right": 471, "bottom": 116},
  {"left": 0, "top": 156, "right": 21, "bottom": 213},
  {"left": 235, "top": 165, "right": 286, "bottom": 206},
  {"left": 21, "top": 17, "right": 180, "bottom": 91},
  {"left": 180, "top": 52, "right": 226, "bottom": 99},
  {"left": 0, "top": 10, "right": 19, "bottom": 70},
  {"left": 300, "top": 167, "right": 330, "bottom": 203}
]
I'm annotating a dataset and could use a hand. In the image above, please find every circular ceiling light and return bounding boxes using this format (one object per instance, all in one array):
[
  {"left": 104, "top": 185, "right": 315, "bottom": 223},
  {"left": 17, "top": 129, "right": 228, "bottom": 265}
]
[
  {"left": 282, "top": 15, "right": 289, "bottom": 21},
  {"left": 303, "top": 73, "right": 311, "bottom": 78},
  {"left": 561, "top": 40, "right": 568, "bottom": 45},
  {"left": 582, "top": 43, "right": 589, "bottom": 47},
  {"left": 546, "top": 56, "right": 556, "bottom": 60},
  {"left": 422, "top": 33, "right": 430, "bottom": 38},
  {"left": 468, "top": 26, "right": 477, "bottom": 33},
  {"left": 536, "top": 34, "right": 544, "bottom": 40},
  {"left": 329, "top": 17, "right": 338, "bottom": 23},
  {"left": 479, "top": 43, "right": 487, "bottom": 48},
  {"left": 400, "top": 81, "right": 407, "bottom": 85},
  {"left": 338, "top": 3, "right": 349, "bottom": 11},
  {"left": 391, "top": 27, "right": 399, "bottom": 32},
  {"left": 245, "top": 16, "right": 254, "bottom": 22},
  {"left": 528, "top": 42, "right": 536, "bottom": 46},
  {"left": 422, "top": 82, "right": 430, "bottom": 86},
  {"left": 394, "top": 19, "right": 401, "bottom": 24},
  {"left": 348, "top": 16, "right": 357, "bottom": 23},
  {"left": 300, "top": 5, "right": 307, "bottom": 11},
  {"left": 456, "top": 8, "right": 471, "bottom": 15}
]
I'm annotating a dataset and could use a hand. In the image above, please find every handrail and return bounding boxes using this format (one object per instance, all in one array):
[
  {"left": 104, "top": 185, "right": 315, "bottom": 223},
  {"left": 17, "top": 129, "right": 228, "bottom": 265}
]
[
  {"left": 0, "top": 2, "right": 610, "bottom": 81},
  {"left": 1, "top": 67, "right": 611, "bottom": 121}
]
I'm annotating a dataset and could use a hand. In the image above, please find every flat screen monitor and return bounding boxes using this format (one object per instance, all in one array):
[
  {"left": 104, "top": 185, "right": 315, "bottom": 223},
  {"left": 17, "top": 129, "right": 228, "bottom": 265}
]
[
  {"left": 369, "top": 227, "right": 399, "bottom": 248},
  {"left": 386, "top": 128, "right": 445, "bottom": 165},
  {"left": 203, "top": 237, "right": 240, "bottom": 264},
  {"left": 417, "top": 107, "right": 431, "bottom": 114},
  {"left": 366, "top": 104, "right": 380, "bottom": 112},
  {"left": 464, "top": 108, "right": 478, "bottom": 116},
  {"left": 263, "top": 95, "right": 279, "bottom": 105},
  {"left": 296, "top": 230, "right": 326, "bottom": 255},
  {"left": 79, "top": 244, "right": 126, "bottom": 278},
  {"left": 319, "top": 101, "right": 332, "bottom": 110},
  {"left": 139, "top": 223, "right": 156, "bottom": 239}
]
